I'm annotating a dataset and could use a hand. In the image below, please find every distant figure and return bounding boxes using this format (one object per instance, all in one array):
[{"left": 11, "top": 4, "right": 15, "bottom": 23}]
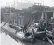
[
  {"left": 23, "top": 21, "right": 30, "bottom": 33},
  {"left": 23, "top": 23, "right": 28, "bottom": 33},
  {"left": 31, "top": 29, "right": 36, "bottom": 44}
]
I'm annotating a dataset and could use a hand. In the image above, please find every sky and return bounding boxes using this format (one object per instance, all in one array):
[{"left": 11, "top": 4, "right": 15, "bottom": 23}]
[{"left": 0, "top": 0, "right": 54, "bottom": 8}]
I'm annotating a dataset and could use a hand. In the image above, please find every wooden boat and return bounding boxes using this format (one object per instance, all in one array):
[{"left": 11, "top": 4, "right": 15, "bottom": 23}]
[{"left": 1, "top": 22, "right": 54, "bottom": 45}]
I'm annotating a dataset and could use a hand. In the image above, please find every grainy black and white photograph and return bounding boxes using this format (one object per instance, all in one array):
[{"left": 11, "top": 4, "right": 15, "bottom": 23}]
[{"left": 0, "top": 0, "right": 54, "bottom": 45}]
